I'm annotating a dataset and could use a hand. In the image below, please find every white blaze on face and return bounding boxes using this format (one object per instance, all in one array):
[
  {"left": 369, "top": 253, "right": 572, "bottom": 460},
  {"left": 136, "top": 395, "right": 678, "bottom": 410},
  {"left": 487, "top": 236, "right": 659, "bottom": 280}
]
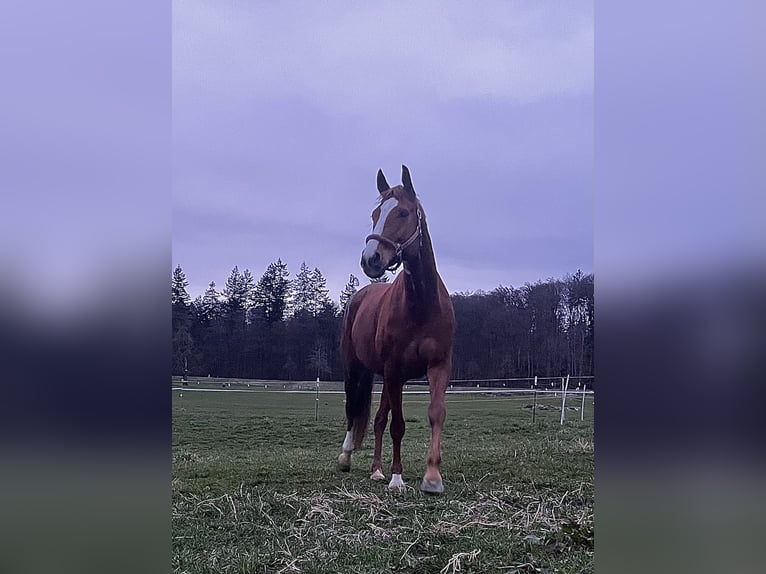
[
  {"left": 362, "top": 197, "right": 399, "bottom": 260},
  {"left": 342, "top": 430, "right": 353, "bottom": 452}
]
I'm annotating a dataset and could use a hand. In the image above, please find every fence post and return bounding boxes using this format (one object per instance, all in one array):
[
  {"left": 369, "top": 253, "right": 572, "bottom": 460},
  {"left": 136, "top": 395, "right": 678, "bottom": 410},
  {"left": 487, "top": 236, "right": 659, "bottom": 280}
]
[
  {"left": 559, "top": 374, "right": 570, "bottom": 425},
  {"left": 315, "top": 377, "right": 320, "bottom": 421},
  {"left": 532, "top": 389, "right": 537, "bottom": 423},
  {"left": 580, "top": 383, "right": 587, "bottom": 421}
]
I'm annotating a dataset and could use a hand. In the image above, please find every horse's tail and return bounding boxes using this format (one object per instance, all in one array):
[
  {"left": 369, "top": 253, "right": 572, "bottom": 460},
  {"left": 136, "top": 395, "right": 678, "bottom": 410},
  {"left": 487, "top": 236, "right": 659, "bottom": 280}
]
[
  {"left": 339, "top": 288, "right": 374, "bottom": 449},
  {"left": 345, "top": 367, "right": 374, "bottom": 450}
]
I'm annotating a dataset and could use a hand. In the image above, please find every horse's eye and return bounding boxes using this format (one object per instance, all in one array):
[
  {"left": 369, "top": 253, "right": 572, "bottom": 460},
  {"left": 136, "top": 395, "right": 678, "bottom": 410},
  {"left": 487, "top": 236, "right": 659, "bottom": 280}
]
[{"left": 398, "top": 209, "right": 410, "bottom": 218}]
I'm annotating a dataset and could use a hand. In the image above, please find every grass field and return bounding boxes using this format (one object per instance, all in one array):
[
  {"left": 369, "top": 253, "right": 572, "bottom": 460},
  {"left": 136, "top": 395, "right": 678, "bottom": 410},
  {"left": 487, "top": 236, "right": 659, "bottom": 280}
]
[{"left": 172, "top": 387, "right": 594, "bottom": 573}]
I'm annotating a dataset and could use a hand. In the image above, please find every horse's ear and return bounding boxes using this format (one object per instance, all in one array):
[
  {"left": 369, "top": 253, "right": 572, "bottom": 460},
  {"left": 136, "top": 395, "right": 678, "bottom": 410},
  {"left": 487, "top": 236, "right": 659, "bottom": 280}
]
[
  {"left": 376, "top": 170, "right": 390, "bottom": 194},
  {"left": 401, "top": 165, "right": 415, "bottom": 198}
]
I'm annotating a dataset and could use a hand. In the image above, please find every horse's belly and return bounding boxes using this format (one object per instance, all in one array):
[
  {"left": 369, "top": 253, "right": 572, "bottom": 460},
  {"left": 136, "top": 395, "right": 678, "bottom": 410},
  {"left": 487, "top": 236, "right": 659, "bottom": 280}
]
[
  {"left": 350, "top": 320, "right": 384, "bottom": 374},
  {"left": 355, "top": 344, "right": 384, "bottom": 374}
]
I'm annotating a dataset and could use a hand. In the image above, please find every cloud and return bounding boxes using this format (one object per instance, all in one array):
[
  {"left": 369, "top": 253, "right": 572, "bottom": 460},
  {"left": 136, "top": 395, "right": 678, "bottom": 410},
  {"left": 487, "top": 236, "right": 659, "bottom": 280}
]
[
  {"left": 174, "top": 1, "right": 593, "bottom": 111},
  {"left": 172, "top": 1, "right": 594, "bottom": 299}
]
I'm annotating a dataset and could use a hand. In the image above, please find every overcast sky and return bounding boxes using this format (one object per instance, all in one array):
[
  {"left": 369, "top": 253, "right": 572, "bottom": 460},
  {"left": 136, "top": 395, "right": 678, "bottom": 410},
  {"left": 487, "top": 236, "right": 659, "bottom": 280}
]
[{"left": 172, "top": 1, "right": 593, "bottom": 302}]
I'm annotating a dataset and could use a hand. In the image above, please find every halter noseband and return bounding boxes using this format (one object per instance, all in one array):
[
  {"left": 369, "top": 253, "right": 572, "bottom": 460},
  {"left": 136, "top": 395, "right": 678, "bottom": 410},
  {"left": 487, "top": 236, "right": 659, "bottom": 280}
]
[{"left": 365, "top": 208, "right": 422, "bottom": 272}]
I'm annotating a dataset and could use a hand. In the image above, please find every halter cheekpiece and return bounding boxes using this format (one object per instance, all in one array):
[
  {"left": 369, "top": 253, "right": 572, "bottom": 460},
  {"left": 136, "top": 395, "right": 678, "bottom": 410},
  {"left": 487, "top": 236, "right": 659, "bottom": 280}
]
[{"left": 365, "top": 208, "right": 422, "bottom": 272}]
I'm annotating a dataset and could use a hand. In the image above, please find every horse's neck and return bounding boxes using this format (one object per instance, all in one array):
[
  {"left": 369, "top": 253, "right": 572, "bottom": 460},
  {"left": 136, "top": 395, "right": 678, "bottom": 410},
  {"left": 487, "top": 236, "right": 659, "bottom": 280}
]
[{"left": 402, "top": 221, "right": 441, "bottom": 322}]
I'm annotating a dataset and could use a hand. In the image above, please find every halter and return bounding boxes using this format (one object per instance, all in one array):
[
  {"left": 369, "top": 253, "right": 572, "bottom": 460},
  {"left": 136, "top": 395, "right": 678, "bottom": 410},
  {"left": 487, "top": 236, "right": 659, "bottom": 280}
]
[{"left": 365, "top": 208, "right": 422, "bottom": 272}]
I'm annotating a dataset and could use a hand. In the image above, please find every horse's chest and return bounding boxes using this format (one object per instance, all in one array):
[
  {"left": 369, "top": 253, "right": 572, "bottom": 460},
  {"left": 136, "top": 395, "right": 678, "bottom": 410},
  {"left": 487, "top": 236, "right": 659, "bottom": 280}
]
[{"left": 377, "top": 324, "right": 430, "bottom": 373}]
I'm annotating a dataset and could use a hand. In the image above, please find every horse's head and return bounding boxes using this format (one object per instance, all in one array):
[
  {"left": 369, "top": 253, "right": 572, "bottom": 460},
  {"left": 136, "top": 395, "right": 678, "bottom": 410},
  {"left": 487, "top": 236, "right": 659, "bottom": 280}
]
[{"left": 361, "top": 165, "right": 422, "bottom": 279}]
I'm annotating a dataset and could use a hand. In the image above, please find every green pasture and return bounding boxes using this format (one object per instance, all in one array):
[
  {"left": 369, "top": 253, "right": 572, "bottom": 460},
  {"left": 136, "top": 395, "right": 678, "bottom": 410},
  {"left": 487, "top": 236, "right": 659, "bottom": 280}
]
[{"left": 173, "top": 387, "right": 594, "bottom": 573}]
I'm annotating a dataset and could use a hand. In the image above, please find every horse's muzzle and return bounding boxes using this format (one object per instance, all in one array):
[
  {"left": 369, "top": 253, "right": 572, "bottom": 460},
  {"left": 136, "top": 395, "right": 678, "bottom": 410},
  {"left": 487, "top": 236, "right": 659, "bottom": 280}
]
[{"left": 361, "top": 252, "right": 382, "bottom": 278}]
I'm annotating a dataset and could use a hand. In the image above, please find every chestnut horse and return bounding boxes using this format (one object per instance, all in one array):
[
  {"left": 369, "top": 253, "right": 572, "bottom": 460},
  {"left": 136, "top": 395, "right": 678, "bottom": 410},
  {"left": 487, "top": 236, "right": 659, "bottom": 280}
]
[{"left": 337, "top": 165, "right": 455, "bottom": 495}]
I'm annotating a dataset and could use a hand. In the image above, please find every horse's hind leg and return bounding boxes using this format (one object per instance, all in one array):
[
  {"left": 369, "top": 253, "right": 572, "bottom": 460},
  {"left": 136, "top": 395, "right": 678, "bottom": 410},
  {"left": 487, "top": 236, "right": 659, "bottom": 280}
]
[
  {"left": 338, "top": 365, "right": 373, "bottom": 472},
  {"left": 370, "top": 388, "right": 389, "bottom": 481}
]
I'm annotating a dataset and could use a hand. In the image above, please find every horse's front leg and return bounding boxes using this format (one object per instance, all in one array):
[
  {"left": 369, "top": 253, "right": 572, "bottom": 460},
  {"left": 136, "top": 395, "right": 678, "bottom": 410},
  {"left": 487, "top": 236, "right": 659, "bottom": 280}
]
[
  {"left": 421, "top": 360, "right": 450, "bottom": 495},
  {"left": 370, "top": 387, "right": 389, "bottom": 481},
  {"left": 387, "top": 379, "right": 406, "bottom": 490}
]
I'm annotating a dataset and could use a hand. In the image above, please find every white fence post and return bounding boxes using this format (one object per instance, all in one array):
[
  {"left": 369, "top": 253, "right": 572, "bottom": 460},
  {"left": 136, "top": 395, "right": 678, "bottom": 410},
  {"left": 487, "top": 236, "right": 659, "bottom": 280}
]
[{"left": 559, "top": 374, "right": 570, "bottom": 425}]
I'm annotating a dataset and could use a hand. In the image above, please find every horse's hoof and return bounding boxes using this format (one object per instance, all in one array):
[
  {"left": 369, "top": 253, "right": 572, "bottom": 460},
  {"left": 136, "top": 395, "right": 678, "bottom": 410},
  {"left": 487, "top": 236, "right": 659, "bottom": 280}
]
[
  {"left": 420, "top": 478, "right": 444, "bottom": 495},
  {"left": 370, "top": 469, "right": 385, "bottom": 481},
  {"left": 337, "top": 453, "right": 351, "bottom": 472},
  {"left": 388, "top": 473, "right": 405, "bottom": 490}
]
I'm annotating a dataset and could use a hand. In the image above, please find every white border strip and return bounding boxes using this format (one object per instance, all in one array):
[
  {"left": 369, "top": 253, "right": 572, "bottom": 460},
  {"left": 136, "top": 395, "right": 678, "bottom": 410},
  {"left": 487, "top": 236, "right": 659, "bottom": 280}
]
[{"left": 172, "top": 387, "right": 594, "bottom": 396}]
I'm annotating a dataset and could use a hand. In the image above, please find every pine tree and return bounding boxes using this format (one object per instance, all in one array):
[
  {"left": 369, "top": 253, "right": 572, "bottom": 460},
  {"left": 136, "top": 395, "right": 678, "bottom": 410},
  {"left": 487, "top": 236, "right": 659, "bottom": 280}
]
[
  {"left": 171, "top": 265, "right": 194, "bottom": 374},
  {"left": 221, "top": 266, "right": 252, "bottom": 376},
  {"left": 288, "top": 262, "right": 340, "bottom": 318},
  {"left": 241, "top": 268, "right": 256, "bottom": 312},
  {"left": 254, "top": 259, "right": 291, "bottom": 323},
  {"left": 339, "top": 273, "right": 360, "bottom": 313},
  {"left": 191, "top": 295, "right": 204, "bottom": 320},
  {"left": 290, "top": 261, "right": 314, "bottom": 317},
  {"left": 200, "top": 281, "right": 221, "bottom": 322},
  {"left": 172, "top": 265, "right": 192, "bottom": 331},
  {"left": 222, "top": 266, "right": 249, "bottom": 340},
  {"left": 309, "top": 267, "right": 333, "bottom": 315},
  {"left": 171, "top": 265, "right": 191, "bottom": 306},
  {"left": 223, "top": 266, "right": 250, "bottom": 313}
]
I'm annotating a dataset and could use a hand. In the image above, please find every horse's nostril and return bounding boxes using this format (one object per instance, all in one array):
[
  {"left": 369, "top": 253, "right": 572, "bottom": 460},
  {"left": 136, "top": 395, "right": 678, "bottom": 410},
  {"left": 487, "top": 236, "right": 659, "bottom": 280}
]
[{"left": 370, "top": 252, "right": 381, "bottom": 265}]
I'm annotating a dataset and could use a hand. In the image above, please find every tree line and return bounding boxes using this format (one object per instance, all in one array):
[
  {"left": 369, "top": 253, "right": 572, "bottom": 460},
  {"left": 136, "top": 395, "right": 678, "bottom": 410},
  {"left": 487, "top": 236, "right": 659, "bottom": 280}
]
[{"left": 172, "top": 261, "right": 593, "bottom": 384}]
